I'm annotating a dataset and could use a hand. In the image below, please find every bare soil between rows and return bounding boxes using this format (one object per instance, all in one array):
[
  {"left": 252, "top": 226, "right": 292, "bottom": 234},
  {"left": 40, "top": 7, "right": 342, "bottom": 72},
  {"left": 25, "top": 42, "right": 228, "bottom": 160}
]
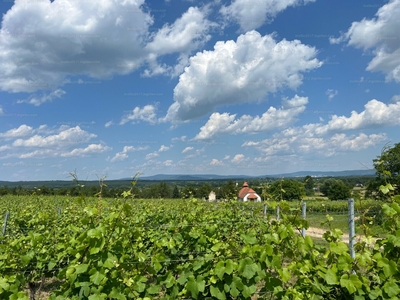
[{"left": 305, "top": 227, "right": 378, "bottom": 245}]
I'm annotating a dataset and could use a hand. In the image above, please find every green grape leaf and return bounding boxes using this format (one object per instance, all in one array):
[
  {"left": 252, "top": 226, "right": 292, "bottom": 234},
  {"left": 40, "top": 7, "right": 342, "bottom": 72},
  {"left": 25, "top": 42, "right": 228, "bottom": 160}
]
[
  {"left": 215, "top": 261, "right": 226, "bottom": 281},
  {"left": 340, "top": 274, "right": 362, "bottom": 295},
  {"left": 225, "top": 259, "right": 234, "bottom": 275},
  {"left": 146, "top": 284, "right": 161, "bottom": 295},
  {"left": 383, "top": 280, "right": 400, "bottom": 297},
  {"left": 75, "top": 264, "right": 89, "bottom": 274},
  {"left": 325, "top": 269, "right": 338, "bottom": 285},
  {"left": 242, "top": 284, "right": 257, "bottom": 298},
  {"left": 90, "top": 271, "right": 106, "bottom": 285},
  {"left": 210, "top": 285, "right": 226, "bottom": 300},
  {"left": 330, "top": 242, "right": 349, "bottom": 255}
]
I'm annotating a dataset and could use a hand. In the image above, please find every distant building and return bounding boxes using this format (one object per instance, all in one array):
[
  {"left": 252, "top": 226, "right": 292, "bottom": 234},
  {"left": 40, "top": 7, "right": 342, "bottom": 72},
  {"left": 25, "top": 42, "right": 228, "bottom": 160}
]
[
  {"left": 208, "top": 191, "right": 216, "bottom": 202},
  {"left": 238, "top": 182, "right": 261, "bottom": 202}
]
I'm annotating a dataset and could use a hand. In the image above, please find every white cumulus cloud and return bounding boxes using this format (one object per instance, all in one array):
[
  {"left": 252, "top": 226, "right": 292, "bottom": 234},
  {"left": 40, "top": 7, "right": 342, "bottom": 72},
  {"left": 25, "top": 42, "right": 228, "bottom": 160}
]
[
  {"left": 62, "top": 144, "right": 111, "bottom": 157},
  {"left": 326, "top": 89, "right": 338, "bottom": 100},
  {"left": 244, "top": 132, "right": 387, "bottom": 158},
  {"left": 315, "top": 99, "right": 400, "bottom": 134},
  {"left": 195, "top": 95, "right": 308, "bottom": 140},
  {"left": 0, "top": 0, "right": 153, "bottom": 93},
  {"left": 0, "top": 125, "right": 110, "bottom": 159},
  {"left": 17, "top": 89, "right": 66, "bottom": 106},
  {"left": 330, "top": 0, "right": 400, "bottom": 82},
  {"left": 164, "top": 31, "right": 321, "bottom": 122},
  {"left": 0, "top": 1, "right": 216, "bottom": 94},
  {"left": 0, "top": 124, "right": 34, "bottom": 139},
  {"left": 145, "top": 152, "right": 159, "bottom": 160},
  {"left": 232, "top": 154, "right": 247, "bottom": 164},
  {"left": 164, "top": 160, "right": 173, "bottom": 166},
  {"left": 210, "top": 158, "right": 224, "bottom": 166},
  {"left": 12, "top": 126, "right": 96, "bottom": 148},
  {"left": 110, "top": 145, "right": 149, "bottom": 163},
  {"left": 120, "top": 105, "right": 158, "bottom": 125},
  {"left": 104, "top": 121, "right": 113, "bottom": 128},
  {"left": 242, "top": 98, "right": 399, "bottom": 159},
  {"left": 144, "top": 6, "right": 217, "bottom": 77},
  {"left": 144, "top": 144, "right": 170, "bottom": 161},
  {"left": 182, "top": 146, "right": 194, "bottom": 153},
  {"left": 172, "top": 136, "right": 187, "bottom": 142},
  {"left": 110, "top": 152, "right": 128, "bottom": 163},
  {"left": 390, "top": 94, "right": 400, "bottom": 103},
  {"left": 159, "top": 145, "right": 170, "bottom": 152},
  {"left": 220, "top": 0, "right": 316, "bottom": 32}
]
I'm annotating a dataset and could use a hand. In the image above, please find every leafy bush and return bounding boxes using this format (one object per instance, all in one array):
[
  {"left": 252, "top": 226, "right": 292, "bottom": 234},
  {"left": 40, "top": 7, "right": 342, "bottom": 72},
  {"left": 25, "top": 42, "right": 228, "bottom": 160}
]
[
  {"left": 269, "top": 179, "right": 304, "bottom": 201},
  {"left": 320, "top": 179, "right": 351, "bottom": 200}
]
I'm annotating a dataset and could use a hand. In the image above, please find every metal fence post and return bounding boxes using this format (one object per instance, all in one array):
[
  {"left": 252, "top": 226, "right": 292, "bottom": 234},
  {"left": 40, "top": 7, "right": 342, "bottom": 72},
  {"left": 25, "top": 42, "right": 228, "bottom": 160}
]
[
  {"left": 276, "top": 206, "right": 280, "bottom": 221},
  {"left": 2, "top": 211, "right": 9, "bottom": 236},
  {"left": 348, "top": 198, "right": 355, "bottom": 259},
  {"left": 302, "top": 202, "right": 306, "bottom": 238}
]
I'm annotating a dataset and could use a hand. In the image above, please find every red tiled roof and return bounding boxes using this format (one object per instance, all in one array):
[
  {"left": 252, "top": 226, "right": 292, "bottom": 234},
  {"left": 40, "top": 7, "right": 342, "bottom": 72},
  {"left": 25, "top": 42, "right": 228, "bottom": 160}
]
[
  {"left": 238, "top": 182, "right": 258, "bottom": 199},
  {"left": 246, "top": 193, "right": 258, "bottom": 199}
]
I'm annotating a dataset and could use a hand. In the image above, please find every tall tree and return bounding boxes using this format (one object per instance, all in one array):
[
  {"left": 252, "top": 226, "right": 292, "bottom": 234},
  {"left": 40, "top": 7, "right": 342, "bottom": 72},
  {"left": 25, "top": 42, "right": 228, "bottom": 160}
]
[
  {"left": 222, "top": 180, "right": 238, "bottom": 200},
  {"left": 158, "top": 182, "right": 171, "bottom": 198},
  {"left": 0, "top": 185, "right": 9, "bottom": 196},
  {"left": 182, "top": 186, "right": 196, "bottom": 199},
  {"left": 196, "top": 183, "right": 212, "bottom": 199},
  {"left": 304, "top": 175, "right": 315, "bottom": 196},
  {"left": 371, "top": 142, "right": 400, "bottom": 196},
  {"left": 320, "top": 178, "right": 336, "bottom": 197},
  {"left": 327, "top": 180, "right": 351, "bottom": 200},
  {"left": 172, "top": 185, "right": 180, "bottom": 198},
  {"left": 270, "top": 179, "right": 304, "bottom": 201},
  {"left": 320, "top": 179, "right": 351, "bottom": 200}
]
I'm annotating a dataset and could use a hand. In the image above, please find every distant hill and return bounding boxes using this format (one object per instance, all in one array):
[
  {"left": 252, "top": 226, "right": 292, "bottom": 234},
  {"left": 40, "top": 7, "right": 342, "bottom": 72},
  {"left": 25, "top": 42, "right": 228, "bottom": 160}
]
[
  {"left": 125, "top": 169, "right": 376, "bottom": 181},
  {"left": 122, "top": 174, "right": 255, "bottom": 181},
  {"left": 267, "top": 169, "right": 376, "bottom": 178}
]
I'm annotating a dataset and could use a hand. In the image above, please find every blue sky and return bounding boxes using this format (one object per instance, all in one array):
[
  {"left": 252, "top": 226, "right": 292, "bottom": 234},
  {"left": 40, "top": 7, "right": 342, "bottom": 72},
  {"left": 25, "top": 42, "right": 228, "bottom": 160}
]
[{"left": 1, "top": 0, "right": 399, "bottom": 181}]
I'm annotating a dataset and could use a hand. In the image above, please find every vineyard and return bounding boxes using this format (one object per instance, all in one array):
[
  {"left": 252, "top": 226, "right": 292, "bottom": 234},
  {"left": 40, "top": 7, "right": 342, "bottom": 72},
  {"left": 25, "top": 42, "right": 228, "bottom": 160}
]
[{"left": 0, "top": 193, "right": 399, "bottom": 299}]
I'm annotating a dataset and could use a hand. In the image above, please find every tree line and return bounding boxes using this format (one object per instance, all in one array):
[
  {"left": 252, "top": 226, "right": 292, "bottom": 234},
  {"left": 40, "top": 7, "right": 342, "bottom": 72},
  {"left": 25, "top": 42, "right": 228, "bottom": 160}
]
[
  {"left": 0, "top": 180, "right": 238, "bottom": 199},
  {"left": 1, "top": 142, "right": 398, "bottom": 200},
  {"left": 0, "top": 177, "right": 354, "bottom": 201}
]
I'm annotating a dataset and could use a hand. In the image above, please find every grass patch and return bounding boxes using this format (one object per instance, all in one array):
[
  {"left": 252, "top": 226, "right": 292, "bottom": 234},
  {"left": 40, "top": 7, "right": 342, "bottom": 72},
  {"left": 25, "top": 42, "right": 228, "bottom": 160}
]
[
  {"left": 305, "top": 213, "right": 386, "bottom": 238},
  {"left": 306, "top": 213, "right": 348, "bottom": 232}
]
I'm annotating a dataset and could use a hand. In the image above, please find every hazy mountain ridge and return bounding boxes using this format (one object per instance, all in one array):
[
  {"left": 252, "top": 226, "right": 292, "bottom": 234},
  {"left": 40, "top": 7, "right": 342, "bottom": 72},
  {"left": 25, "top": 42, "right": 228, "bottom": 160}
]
[
  {"left": 134, "top": 174, "right": 255, "bottom": 181},
  {"left": 130, "top": 169, "right": 376, "bottom": 181},
  {"left": 271, "top": 169, "right": 376, "bottom": 178}
]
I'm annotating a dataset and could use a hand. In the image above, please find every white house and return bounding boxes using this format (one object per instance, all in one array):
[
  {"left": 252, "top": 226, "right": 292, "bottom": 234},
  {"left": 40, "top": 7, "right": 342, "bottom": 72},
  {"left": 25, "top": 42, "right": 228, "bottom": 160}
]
[
  {"left": 238, "top": 182, "right": 261, "bottom": 202},
  {"left": 208, "top": 191, "right": 216, "bottom": 201}
]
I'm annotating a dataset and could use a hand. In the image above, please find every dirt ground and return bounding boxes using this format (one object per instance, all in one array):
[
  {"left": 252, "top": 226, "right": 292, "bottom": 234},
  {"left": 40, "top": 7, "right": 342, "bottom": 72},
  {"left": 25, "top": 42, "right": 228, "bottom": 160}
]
[
  {"left": 306, "top": 227, "right": 350, "bottom": 242},
  {"left": 305, "top": 227, "right": 377, "bottom": 245}
]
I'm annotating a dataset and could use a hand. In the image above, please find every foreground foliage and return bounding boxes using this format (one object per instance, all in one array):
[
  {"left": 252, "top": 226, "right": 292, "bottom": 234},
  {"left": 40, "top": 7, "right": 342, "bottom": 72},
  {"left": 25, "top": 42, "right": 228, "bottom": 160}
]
[
  {"left": 367, "top": 142, "right": 400, "bottom": 199},
  {"left": 0, "top": 193, "right": 399, "bottom": 299}
]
